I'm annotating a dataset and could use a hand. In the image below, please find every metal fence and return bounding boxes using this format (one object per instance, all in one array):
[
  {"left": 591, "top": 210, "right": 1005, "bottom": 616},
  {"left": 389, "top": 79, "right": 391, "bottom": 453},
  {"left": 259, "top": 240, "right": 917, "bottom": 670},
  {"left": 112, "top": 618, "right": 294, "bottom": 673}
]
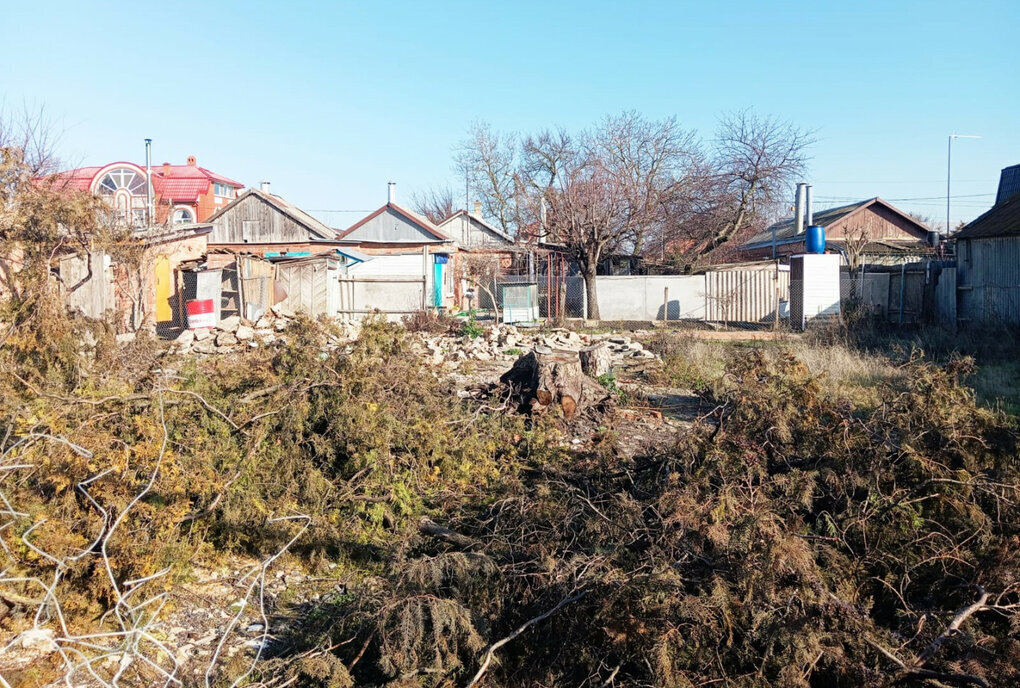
[{"left": 479, "top": 274, "right": 587, "bottom": 323}]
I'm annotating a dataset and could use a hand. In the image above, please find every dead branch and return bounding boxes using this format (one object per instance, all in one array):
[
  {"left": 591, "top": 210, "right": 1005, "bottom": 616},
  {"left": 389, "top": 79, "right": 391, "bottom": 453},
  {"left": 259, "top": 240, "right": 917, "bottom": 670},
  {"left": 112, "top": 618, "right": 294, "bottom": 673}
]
[
  {"left": 419, "top": 517, "right": 483, "bottom": 550},
  {"left": 466, "top": 590, "right": 587, "bottom": 688}
]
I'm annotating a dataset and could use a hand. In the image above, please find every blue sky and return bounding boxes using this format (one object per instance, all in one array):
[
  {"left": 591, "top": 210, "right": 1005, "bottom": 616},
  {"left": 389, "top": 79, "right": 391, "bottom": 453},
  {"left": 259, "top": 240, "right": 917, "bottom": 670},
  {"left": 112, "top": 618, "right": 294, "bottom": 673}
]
[{"left": 1, "top": 0, "right": 1016, "bottom": 231}]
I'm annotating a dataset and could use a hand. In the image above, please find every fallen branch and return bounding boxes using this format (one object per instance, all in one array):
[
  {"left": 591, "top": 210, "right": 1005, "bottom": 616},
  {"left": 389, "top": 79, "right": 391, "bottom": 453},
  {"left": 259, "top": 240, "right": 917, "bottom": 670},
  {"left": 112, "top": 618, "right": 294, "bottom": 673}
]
[
  {"left": 419, "top": 517, "right": 483, "bottom": 551},
  {"left": 916, "top": 586, "right": 989, "bottom": 666},
  {"left": 465, "top": 590, "right": 586, "bottom": 688}
]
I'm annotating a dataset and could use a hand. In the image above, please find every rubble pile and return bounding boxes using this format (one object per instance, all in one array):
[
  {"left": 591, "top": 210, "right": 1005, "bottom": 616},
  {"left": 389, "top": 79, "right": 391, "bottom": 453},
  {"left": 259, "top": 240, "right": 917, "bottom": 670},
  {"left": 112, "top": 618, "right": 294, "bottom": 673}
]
[
  {"left": 411, "top": 324, "right": 659, "bottom": 369},
  {"left": 170, "top": 308, "right": 359, "bottom": 356}
]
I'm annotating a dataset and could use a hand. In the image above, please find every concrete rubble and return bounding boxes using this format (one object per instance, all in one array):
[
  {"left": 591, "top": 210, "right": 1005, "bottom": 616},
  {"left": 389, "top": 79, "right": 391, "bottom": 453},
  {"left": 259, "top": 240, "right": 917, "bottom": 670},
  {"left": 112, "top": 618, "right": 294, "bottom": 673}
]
[
  {"left": 166, "top": 313, "right": 659, "bottom": 372},
  {"left": 409, "top": 324, "right": 659, "bottom": 370},
  {"left": 168, "top": 306, "right": 360, "bottom": 356}
]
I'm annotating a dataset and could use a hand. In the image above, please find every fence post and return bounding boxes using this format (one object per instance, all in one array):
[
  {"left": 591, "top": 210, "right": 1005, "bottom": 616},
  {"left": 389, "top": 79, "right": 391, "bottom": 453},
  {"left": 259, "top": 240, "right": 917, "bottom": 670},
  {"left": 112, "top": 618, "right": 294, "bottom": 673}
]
[
  {"left": 774, "top": 260, "right": 780, "bottom": 330},
  {"left": 898, "top": 262, "right": 906, "bottom": 325},
  {"left": 663, "top": 286, "right": 669, "bottom": 322}
]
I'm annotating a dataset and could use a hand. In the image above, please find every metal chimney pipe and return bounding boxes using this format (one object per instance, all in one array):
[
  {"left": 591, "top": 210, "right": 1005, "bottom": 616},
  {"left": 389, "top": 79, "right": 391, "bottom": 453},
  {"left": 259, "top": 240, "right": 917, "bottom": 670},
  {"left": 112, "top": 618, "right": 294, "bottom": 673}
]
[
  {"left": 387, "top": 181, "right": 396, "bottom": 204},
  {"left": 805, "top": 185, "right": 813, "bottom": 226},
  {"left": 144, "top": 138, "right": 153, "bottom": 225},
  {"left": 794, "top": 182, "right": 806, "bottom": 235},
  {"left": 260, "top": 181, "right": 271, "bottom": 193}
]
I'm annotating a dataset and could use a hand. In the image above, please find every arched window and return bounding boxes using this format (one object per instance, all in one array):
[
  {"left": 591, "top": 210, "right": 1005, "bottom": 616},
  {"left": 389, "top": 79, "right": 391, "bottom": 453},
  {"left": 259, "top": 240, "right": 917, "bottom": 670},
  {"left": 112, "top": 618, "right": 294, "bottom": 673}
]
[
  {"left": 172, "top": 207, "right": 195, "bottom": 225},
  {"left": 95, "top": 168, "right": 148, "bottom": 196}
]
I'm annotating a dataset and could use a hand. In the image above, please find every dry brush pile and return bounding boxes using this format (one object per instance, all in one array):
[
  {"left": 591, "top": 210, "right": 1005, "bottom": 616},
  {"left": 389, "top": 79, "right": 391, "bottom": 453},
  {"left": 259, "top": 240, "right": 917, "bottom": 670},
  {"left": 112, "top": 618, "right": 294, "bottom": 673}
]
[{"left": 1, "top": 305, "right": 1018, "bottom": 687}]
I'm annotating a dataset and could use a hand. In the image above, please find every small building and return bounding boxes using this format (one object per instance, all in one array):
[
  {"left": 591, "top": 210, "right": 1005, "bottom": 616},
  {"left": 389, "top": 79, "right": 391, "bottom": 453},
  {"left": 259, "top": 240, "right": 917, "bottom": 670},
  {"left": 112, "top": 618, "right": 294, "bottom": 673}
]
[
  {"left": 206, "top": 186, "right": 345, "bottom": 255},
  {"left": 55, "top": 223, "right": 213, "bottom": 333},
  {"left": 40, "top": 156, "right": 243, "bottom": 226},
  {"left": 953, "top": 194, "right": 1020, "bottom": 325},
  {"left": 436, "top": 203, "right": 514, "bottom": 249},
  {"left": 338, "top": 185, "right": 458, "bottom": 310},
  {"left": 739, "top": 197, "right": 936, "bottom": 266}
]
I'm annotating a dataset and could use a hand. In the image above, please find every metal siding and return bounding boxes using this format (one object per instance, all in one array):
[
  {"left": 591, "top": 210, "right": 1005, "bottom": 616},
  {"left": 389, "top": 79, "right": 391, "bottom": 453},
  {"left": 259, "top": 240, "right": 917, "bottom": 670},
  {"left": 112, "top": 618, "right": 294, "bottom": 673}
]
[
  {"left": 345, "top": 208, "right": 440, "bottom": 243},
  {"left": 705, "top": 270, "right": 789, "bottom": 323},
  {"left": 958, "top": 236, "right": 1020, "bottom": 325}
]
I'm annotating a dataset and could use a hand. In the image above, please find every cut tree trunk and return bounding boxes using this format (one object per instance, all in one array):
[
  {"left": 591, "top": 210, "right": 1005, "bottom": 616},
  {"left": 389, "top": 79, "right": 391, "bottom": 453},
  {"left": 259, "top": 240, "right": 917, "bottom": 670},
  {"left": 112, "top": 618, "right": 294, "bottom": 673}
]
[
  {"left": 500, "top": 346, "right": 612, "bottom": 419},
  {"left": 579, "top": 341, "right": 611, "bottom": 378}
]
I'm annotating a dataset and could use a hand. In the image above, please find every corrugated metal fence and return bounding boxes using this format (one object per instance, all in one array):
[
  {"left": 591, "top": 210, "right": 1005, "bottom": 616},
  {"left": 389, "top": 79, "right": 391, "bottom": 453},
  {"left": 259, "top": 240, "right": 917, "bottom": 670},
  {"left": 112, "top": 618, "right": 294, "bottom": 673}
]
[{"left": 704, "top": 269, "right": 789, "bottom": 324}]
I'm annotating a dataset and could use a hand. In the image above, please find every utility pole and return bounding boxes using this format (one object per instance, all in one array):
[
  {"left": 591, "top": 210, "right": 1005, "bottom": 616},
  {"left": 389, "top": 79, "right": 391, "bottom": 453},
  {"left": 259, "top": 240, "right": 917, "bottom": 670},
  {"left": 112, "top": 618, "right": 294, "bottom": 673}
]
[{"left": 946, "top": 134, "right": 980, "bottom": 236}]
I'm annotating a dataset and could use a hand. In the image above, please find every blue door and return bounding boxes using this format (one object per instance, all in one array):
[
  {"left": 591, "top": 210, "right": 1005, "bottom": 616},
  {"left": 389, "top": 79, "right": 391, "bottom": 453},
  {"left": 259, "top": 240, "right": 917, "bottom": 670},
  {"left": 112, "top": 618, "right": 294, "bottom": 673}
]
[{"left": 433, "top": 254, "right": 448, "bottom": 309}]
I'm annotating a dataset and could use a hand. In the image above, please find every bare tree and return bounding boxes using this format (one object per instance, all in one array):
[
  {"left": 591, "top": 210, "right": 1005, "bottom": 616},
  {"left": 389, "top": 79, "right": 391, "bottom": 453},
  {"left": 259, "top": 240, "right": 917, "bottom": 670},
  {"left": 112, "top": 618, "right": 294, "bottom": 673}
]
[
  {"left": 410, "top": 186, "right": 456, "bottom": 225},
  {"left": 588, "top": 111, "right": 702, "bottom": 257},
  {"left": 691, "top": 110, "right": 813, "bottom": 260},
  {"left": 545, "top": 159, "right": 631, "bottom": 319},
  {"left": 455, "top": 122, "right": 521, "bottom": 237}
]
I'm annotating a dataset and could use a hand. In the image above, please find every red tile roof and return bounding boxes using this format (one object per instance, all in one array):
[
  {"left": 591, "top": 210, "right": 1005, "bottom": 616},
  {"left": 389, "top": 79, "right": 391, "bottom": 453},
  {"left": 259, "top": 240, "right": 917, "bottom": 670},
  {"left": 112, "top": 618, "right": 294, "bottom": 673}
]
[{"left": 36, "top": 161, "right": 244, "bottom": 203}]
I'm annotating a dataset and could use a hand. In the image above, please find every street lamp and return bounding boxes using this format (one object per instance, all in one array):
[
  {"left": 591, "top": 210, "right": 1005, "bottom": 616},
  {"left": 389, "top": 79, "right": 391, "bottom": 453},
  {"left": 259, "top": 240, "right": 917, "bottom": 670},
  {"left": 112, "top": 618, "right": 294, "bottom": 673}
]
[{"left": 947, "top": 134, "right": 981, "bottom": 236}]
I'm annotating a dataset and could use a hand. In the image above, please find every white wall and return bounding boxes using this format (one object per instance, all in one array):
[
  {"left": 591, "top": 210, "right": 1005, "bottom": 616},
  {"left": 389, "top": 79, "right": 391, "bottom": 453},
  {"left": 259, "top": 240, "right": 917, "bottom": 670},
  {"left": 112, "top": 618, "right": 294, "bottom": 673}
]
[
  {"left": 347, "top": 254, "right": 426, "bottom": 276},
  {"left": 595, "top": 275, "right": 706, "bottom": 320}
]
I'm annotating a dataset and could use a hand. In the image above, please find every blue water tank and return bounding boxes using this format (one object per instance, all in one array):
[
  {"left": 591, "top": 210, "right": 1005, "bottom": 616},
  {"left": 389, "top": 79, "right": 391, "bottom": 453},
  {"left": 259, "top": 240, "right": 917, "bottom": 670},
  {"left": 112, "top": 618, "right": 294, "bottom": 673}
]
[{"left": 805, "top": 225, "right": 826, "bottom": 254}]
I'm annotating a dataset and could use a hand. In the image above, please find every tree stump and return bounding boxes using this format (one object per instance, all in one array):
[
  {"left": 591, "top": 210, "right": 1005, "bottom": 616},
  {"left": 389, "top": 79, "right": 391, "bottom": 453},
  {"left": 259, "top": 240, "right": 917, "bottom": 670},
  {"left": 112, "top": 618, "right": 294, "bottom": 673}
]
[
  {"left": 579, "top": 341, "right": 611, "bottom": 379},
  {"left": 500, "top": 346, "right": 612, "bottom": 419}
]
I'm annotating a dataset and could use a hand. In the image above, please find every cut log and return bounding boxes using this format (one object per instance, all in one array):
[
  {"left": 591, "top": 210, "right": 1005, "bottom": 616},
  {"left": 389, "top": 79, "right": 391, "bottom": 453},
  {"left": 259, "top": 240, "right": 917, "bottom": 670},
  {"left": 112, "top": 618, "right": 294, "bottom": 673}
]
[
  {"left": 579, "top": 341, "right": 611, "bottom": 378},
  {"left": 500, "top": 346, "right": 612, "bottom": 419}
]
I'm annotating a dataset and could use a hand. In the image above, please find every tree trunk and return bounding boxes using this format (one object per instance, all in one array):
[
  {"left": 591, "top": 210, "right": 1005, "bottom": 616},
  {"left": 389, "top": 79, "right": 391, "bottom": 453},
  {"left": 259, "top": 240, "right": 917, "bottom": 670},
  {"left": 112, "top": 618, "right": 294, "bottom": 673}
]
[
  {"left": 579, "top": 341, "right": 611, "bottom": 378},
  {"left": 500, "top": 346, "right": 612, "bottom": 419},
  {"left": 582, "top": 266, "right": 599, "bottom": 320}
]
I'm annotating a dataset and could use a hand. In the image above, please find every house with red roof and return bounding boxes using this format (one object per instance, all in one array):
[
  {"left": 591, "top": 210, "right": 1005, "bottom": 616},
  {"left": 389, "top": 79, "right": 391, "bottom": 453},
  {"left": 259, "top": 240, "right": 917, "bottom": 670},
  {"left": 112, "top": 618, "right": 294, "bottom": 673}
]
[{"left": 40, "top": 156, "right": 244, "bottom": 226}]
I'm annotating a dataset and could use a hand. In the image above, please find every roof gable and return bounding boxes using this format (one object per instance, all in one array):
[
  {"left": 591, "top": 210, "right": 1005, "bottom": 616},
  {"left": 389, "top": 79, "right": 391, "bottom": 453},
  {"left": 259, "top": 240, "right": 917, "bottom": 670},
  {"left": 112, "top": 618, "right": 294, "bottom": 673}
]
[
  {"left": 339, "top": 203, "right": 450, "bottom": 243},
  {"left": 741, "top": 198, "right": 931, "bottom": 249},
  {"left": 206, "top": 188, "right": 337, "bottom": 241},
  {"left": 437, "top": 210, "right": 514, "bottom": 244},
  {"left": 954, "top": 194, "right": 1020, "bottom": 240}
]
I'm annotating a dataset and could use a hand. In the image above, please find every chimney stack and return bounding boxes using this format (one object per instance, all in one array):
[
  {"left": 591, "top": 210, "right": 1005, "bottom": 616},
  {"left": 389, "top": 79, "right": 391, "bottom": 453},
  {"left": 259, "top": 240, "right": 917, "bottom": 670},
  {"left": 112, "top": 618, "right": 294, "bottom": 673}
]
[
  {"left": 144, "top": 138, "right": 153, "bottom": 225},
  {"left": 187, "top": 155, "right": 197, "bottom": 166},
  {"left": 387, "top": 181, "right": 396, "bottom": 204},
  {"left": 261, "top": 181, "right": 271, "bottom": 193},
  {"left": 805, "top": 185, "right": 813, "bottom": 226},
  {"left": 162, "top": 162, "right": 170, "bottom": 175},
  {"left": 472, "top": 200, "right": 482, "bottom": 216},
  {"left": 794, "top": 182, "right": 807, "bottom": 235}
]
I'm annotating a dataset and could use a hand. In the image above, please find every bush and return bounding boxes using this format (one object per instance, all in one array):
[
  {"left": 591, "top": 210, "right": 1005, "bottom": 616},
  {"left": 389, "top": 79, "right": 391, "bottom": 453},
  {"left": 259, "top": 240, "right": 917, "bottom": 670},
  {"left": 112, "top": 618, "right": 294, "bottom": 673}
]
[
  {"left": 459, "top": 314, "right": 485, "bottom": 339},
  {"left": 401, "top": 309, "right": 456, "bottom": 334}
]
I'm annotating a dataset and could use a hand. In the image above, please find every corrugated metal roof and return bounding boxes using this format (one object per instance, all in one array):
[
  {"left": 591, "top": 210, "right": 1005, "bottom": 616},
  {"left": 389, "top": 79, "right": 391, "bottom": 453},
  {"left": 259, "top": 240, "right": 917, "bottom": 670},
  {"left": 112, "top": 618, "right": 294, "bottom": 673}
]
[
  {"left": 995, "top": 164, "right": 1020, "bottom": 206},
  {"left": 954, "top": 194, "right": 1020, "bottom": 240}
]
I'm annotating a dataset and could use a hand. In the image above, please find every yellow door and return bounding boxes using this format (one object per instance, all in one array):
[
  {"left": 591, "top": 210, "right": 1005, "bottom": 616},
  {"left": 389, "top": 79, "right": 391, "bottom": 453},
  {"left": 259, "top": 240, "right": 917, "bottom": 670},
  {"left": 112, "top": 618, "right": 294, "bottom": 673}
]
[{"left": 155, "top": 256, "right": 172, "bottom": 323}]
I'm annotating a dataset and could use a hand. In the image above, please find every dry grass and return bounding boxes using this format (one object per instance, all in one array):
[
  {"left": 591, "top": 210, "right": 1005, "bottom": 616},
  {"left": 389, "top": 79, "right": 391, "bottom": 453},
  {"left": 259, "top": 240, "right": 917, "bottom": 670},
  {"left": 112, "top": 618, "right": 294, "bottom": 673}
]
[
  {"left": 787, "top": 339, "right": 905, "bottom": 409},
  {"left": 646, "top": 331, "right": 905, "bottom": 409}
]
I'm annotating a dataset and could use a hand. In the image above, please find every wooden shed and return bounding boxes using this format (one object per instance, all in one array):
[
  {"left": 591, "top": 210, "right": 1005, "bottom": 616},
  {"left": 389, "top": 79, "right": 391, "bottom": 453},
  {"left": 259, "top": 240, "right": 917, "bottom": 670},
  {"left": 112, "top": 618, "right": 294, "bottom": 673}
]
[
  {"left": 272, "top": 253, "right": 342, "bottom": 318},
  {"left": 206, "top": 188, "right": 347, "bottom": 256}
]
